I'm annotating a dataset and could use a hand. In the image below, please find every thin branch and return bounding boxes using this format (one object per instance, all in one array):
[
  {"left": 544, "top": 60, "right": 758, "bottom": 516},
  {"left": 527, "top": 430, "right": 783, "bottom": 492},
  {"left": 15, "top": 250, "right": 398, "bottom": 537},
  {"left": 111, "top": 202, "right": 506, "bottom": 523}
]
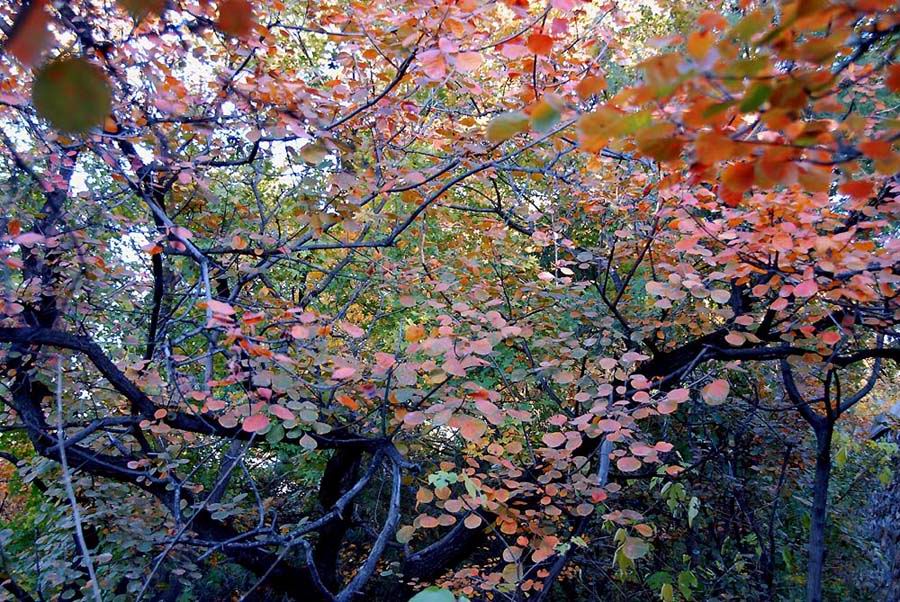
[{"left": 54, "top": 359, "right": 102, "bottom": 602}]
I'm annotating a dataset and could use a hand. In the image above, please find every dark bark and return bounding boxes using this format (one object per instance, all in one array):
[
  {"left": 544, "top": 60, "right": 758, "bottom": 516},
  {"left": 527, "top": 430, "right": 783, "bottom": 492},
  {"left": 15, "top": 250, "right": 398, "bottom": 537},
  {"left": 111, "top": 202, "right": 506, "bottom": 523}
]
[
  {"left": 315, "top": 448, "right": 363, "bottom": 590},
  {"left": 807, "top": 424, "right": 833, "bottom": 602}
]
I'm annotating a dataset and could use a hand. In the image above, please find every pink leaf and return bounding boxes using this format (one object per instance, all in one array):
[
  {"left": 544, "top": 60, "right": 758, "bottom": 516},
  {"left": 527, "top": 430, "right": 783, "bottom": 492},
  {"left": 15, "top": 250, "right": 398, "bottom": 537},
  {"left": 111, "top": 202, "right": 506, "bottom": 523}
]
[
  {"left": 455, "top": 416, "right": 487, "bottom": 442},
  {"left": 794, "top": 279, "right": 818, "bottom": 298},
  {"left": 340, "top": 321, "right": 366, "bottom": 338},
  {"left": 701, "top": 379, "right": 730, "bottom": 405},
  {"left": 270, "top": 404, "right": 295, "bottom": 421},
  {"left": 242, "top": 413, "right": 269, "bottom": 433},
  {"left": 500, "top": 44, "right": 529, "bottom": 60},
  {"left": 332, "top": 366, "right": 356, "bottom": 380},
  {"left": 454, "top": 51, "right": 483, "bottom": 73},
  {"left": 205, "top": 299, "right": 235, "bottom": 315},
  {"left": 14, "top": 232, "right": 44, "bottom": 246},
  {"left": 617, "top": 456, "right": 641, "bottom": 472},
  {"left": 542, "top": 432, "right": 566, "bottom": 448},
  {"left": 404, "top": 411, "right": 426, "bottom": 426}
]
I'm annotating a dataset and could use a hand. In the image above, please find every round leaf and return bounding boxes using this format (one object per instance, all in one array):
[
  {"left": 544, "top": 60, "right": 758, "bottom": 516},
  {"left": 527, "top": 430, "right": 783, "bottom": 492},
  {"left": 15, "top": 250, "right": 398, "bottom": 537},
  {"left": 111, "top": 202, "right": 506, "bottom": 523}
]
[
  {"left": 33, "top": 58, "right": 111, "bottom": 133},
  {"left": 408, "top": 587, "right": 455, "bottom": 602}
]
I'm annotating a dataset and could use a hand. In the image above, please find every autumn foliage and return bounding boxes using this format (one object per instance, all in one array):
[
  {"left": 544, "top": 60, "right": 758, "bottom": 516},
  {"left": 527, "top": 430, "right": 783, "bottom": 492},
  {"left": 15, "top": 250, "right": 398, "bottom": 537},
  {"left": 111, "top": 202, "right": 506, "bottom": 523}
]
[{"left": 0, "top": 0, "right": 898, "bottom": 600}]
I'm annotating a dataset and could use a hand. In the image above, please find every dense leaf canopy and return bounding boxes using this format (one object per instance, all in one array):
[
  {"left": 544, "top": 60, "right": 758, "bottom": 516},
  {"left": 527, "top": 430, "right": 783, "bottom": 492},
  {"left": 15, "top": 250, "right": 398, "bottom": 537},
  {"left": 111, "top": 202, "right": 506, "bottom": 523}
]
[{"left": 0, "top": 0, "right": 898, "bottom": 600}]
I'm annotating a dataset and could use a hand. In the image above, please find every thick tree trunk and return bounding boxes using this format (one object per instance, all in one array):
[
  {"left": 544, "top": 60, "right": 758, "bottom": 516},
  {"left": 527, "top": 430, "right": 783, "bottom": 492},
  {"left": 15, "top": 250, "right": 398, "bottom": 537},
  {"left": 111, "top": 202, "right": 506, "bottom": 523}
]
[
  {"left": 315, "top": 448, "right": 363, "bottom": 590},
  {"left": 807, "top": 425, "right": 833, "bottom": 602}
]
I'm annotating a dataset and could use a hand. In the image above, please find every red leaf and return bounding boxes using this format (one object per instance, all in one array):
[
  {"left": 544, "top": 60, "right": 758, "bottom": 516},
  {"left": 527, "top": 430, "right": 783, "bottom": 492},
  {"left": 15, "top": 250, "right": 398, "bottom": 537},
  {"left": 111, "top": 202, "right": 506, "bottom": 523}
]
[
  {"left": 838, "top": 179, "right": 874, "bottom": 200},
  {"left": 887, "top": 64, "right": 900, "bottom": 93},
  {"left": 859, "top": 140, "right": 892, "bottom": 160},
  {"left": 217, "top": 0, "right": 253, "bottom": 37},
  {"left": 6, "top": 0, "right": 51, "bottom": 66}
]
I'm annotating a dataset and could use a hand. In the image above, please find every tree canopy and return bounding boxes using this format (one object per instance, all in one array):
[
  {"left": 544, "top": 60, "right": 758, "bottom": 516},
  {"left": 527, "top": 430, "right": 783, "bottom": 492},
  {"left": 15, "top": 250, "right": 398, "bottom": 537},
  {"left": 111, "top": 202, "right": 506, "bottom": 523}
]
[{"left": 0, "top": 0, "right": 898, "bottom": 600}]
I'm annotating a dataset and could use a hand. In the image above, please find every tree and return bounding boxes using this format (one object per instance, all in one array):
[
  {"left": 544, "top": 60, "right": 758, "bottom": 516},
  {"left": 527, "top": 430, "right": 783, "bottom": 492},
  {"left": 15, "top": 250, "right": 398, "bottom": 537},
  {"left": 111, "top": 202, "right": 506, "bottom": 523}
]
[{"left": 0, "top": 0, "right": 897, "bottom": 600}]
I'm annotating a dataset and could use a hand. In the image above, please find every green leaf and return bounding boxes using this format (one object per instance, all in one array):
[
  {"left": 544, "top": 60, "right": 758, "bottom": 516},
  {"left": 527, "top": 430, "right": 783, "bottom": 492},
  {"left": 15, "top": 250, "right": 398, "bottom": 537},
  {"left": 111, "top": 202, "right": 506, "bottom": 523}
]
[
  {"left": 409, "top": 587, "right": 455, "bottom": 602},
  {"left": 33, "top": 57, "right": 111, "bottom": 133},
  {"left": 614, "top": 110, "right": 652, "bottom": 136},
  {"left": 462, "top": 474, "right": 478, "bottom": 498},
  {"left": 728, "top": 56, "right": 769, "bottom": 77},
  {"left": 702, "top": 101, "right": 736, "bottom": 119},
  {"left": 687, "top": 496, "right": 700, "bottom": 528},
  {"left": 396, "top": 525, "right": 415, "bottom": 544},
  {"left": 266, "top": 422, "right": 284, "bottom": 444},
  {"left": 531, "top": 97, "right": 561, "bottom": 132},
  {"left": 117, "top": 0, "right": 165, "bottom": 19},
  {"left": 835, "top": 445, "right": 847, "bottom": 468},
  {"left": 739, "top": 83, "right": 772, "bottom": 112},
  {"left": 728, "top": 10, "right": 771, "bottom": 42},
  {"left": 486, "top": 112, "right": 529, "bottom": 143}
]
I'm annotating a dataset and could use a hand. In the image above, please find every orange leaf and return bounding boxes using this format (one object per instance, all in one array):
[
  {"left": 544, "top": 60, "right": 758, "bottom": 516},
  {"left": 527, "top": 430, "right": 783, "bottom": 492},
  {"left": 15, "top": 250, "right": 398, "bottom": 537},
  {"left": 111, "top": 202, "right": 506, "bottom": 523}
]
[
  {"left": 722, "top": 161, "right": 755, "bottom": 196},
  {"left": 526, "top": 33, "right": 553, "bottom": 55},
  {"left": 697, "top": 11, "right": 727, "bottom": 30},
  {"left": 457, "top": 416, "right": 487, "bottom": 442},
  {"left": 419, "top": 49, "right": 448, "bottom": 79},
  {"left": 686, "top": 30, "right": 713, "bottom": 60},
  {"left": 575, "top": 75, "right": 606, "bottom": 100},
  {"left": 405, "top": 324, "right": 426, "bottom": 343},
  {"left": 838, "top": 179, "right": 873, "bottom": 200},
  {"left": 454, "top": 51, "right": 483, "bottom": 73},
  {"left": 859, "top": 140, "right": 892, "bottom": 160},
  {"left": 336, "top": 394, "right": 359, "bottom": 411}
]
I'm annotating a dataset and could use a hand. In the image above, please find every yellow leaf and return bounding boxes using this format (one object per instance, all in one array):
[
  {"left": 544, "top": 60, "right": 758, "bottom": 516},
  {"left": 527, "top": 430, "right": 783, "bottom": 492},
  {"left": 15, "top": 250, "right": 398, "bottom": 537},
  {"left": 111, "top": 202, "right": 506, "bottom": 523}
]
[{"left": 486, "top": 112, "right": 529, "bottom": 143}]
